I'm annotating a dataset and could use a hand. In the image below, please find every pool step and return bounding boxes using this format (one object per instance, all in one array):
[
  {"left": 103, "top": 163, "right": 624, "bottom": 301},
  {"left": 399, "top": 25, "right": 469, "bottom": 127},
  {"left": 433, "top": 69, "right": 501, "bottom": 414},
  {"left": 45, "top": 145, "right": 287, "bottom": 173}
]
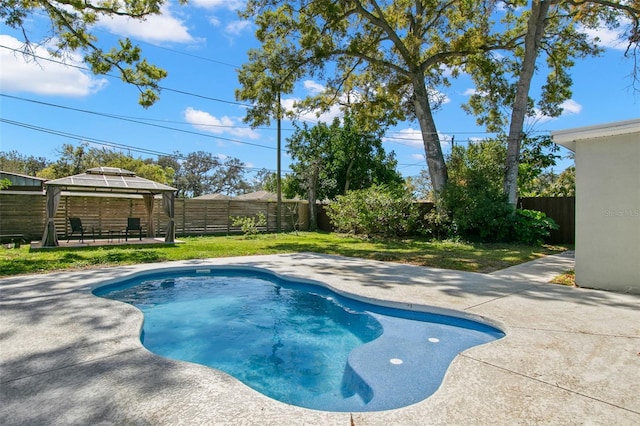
[{"left": 341, "top": 314, "right": 471, "bottom": 411}]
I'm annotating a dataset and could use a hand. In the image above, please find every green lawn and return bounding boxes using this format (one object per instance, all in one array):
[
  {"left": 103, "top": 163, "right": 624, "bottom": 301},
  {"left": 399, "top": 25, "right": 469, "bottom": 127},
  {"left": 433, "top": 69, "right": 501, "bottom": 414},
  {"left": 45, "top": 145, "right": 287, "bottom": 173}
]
[{"left": 0, "top": 232, "right": 569, "bottom": 277}]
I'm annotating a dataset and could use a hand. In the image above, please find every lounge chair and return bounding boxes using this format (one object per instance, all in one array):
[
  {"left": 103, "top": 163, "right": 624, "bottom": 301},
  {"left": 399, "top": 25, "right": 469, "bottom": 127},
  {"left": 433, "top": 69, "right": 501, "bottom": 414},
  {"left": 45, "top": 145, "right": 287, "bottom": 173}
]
[
  {"left": 125, "top": 217, "right": 143, "bottom": 241},
  {"left": 68, "top": 217, "right": 85, "bottom": 242}
]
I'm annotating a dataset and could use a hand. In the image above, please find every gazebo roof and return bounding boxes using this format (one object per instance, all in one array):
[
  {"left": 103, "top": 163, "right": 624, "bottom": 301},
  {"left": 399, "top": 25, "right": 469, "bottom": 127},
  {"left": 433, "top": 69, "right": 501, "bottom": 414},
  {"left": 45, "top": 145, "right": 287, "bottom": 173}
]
[{"left": 44, "top": 167, "right": 176, "bottom": 194}]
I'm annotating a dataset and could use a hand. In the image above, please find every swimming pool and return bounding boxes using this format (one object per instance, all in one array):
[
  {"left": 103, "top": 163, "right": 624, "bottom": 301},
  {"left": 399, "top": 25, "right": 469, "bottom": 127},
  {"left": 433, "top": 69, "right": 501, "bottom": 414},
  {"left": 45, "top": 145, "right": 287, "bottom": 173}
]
[{"left": 94, "top": 267, "right": 504, "bottom": 412}]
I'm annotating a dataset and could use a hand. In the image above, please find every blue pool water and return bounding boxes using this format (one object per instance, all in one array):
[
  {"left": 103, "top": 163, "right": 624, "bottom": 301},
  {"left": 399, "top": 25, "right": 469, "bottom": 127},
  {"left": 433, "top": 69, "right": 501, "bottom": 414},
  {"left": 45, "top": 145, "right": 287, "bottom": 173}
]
[{"left": 94, "top": 267, "right": 504, "bottom": 412}]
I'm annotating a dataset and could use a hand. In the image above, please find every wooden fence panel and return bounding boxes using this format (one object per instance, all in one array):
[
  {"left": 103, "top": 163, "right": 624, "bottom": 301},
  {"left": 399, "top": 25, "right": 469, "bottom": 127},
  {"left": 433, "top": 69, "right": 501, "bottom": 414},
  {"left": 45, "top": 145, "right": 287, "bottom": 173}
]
[
  {"left": 0, "top": 193, "right": 46, "bottom": 240},
  {"left": 519, "top": 197, "right": 575, "bottom": 244},
  {"left": 1, "top": 193, "right": 313, "bottom": 241}
]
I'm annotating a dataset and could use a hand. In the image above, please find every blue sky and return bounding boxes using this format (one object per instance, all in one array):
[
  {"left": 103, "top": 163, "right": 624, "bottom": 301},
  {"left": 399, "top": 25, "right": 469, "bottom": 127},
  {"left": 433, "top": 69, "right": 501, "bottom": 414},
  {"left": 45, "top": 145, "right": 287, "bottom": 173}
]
[{"left": 1, "top": 1, "right": 639, "bottom": 180}]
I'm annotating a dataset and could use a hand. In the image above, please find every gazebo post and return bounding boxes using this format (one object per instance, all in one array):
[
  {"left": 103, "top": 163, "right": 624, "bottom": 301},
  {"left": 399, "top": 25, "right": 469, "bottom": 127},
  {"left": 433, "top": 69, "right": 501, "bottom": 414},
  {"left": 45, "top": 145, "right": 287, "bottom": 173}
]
[
  {"left": 41, "top": 186, "right": 62, "bottom": 247},
  {"left": 163, "top": 191, "right": 176, "bottom": 243},
  {"left": 143, "top": 194, "right": 156, "bottom": 238}
]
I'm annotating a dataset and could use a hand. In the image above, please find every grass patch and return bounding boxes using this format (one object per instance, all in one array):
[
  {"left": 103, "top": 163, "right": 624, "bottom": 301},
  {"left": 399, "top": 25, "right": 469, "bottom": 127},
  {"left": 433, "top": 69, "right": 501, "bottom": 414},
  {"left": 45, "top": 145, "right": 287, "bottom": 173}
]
[{"left": 0, "top": 232, "right": 569, "bottom": 277}]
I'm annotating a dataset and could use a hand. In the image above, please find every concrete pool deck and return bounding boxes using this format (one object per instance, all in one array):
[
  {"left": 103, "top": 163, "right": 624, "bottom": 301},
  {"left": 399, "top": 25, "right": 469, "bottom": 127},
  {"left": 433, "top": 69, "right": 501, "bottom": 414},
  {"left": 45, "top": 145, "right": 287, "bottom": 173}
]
[{"left": 1, "top": 252, "right": 639, "bottom": 425}]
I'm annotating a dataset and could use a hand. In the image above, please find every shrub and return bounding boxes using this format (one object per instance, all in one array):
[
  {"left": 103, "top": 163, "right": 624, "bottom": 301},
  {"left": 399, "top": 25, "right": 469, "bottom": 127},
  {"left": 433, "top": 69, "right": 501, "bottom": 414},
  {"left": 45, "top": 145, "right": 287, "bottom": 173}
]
[
  {"left": 325, "top": 185, "right": 421, "bottom": 237},
  {"left": 231, "top": 212, "right": 266, "bottom": 237},
  {"left": 433, "top": 140, "right": 558, "bottom": 245},
  {"left": 511, "top": 209, "right": 558, "bottom": 245}
]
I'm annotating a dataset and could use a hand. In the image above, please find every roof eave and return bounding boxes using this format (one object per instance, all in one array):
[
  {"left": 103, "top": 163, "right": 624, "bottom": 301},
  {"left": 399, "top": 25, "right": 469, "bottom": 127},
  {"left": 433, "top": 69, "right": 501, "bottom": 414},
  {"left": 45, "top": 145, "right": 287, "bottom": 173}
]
[{"left": 551, "top": 118, "right": 640, "bottom": 152}]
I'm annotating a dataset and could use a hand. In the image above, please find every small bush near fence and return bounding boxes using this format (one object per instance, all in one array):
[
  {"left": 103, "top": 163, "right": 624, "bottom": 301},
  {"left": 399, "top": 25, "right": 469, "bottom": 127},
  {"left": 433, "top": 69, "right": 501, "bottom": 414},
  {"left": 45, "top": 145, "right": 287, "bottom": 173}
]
[{"left": 231, "top": 212, "right": 267, "bottom": 237}]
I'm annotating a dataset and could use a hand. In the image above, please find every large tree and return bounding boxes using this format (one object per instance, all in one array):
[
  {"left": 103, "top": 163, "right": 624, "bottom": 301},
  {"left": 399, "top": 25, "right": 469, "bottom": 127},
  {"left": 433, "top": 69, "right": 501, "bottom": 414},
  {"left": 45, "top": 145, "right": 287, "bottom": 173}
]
[
  {"left": 238, "top": 0, "right": 639, "bottom": 206},
  {"left": 237, "top": 0, "right": 510, "bottom": 198},
  {"left": 173, "top": 151, "right": 251, "bottom": 197},
  {"left": 1, "top": 0, "right": 172, "bottom": 106},
  {"left": 464, "top": 0, "right": 640, "bottom": 205},
  {"left": 287, "top": 114, "right": 402, "bottom": 230}
]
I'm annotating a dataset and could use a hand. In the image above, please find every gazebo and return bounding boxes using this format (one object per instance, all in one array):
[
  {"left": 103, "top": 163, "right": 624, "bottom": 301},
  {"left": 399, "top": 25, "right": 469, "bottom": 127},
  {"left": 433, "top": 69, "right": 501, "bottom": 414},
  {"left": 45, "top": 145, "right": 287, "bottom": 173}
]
[{"left": 41, "top": 167, "right": 177, "bottom": 247}]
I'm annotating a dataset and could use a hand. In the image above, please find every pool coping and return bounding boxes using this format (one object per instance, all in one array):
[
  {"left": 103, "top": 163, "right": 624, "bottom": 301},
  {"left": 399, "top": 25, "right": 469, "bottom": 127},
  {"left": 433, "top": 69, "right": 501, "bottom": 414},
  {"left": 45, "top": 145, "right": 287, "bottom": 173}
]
[{"left": 1, "top": 252, "right": 639, "bottom": 424}]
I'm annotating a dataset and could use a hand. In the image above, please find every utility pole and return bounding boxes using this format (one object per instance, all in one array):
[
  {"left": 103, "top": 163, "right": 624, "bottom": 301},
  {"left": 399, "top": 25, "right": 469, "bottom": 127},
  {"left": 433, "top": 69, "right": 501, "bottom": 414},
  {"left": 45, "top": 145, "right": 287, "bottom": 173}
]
[{"left": 276, "top": 91, "right": 282, "bottom": 233}]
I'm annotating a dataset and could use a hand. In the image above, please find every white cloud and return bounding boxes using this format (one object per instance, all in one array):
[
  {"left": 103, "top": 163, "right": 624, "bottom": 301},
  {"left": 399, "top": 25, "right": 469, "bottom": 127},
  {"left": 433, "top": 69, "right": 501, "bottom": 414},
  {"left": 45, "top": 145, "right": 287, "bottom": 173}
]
[
  {"left": 463, "top": 88, "right": 477, "bottom": 96},
  {"left": 184, "top": 107, "right": 260, "bottom": 140},
  {"left": 582, "top": 19, "right": 631, "bottom": 51},
  {"left": 560, "top": 99, "right": 582, "bottom": 115},
  {"left": 303, "top": 80, "right": 325, "bottom": 95},
  {"left": 531, "top": 99, "right": 583, "bottom": 124},
  {"left": 0, "top": 35, "right": 108, "bottom": 97},
  {"left": 383, "top": 128, "right": 424, "bottom": 148},
  {"left": 225, "top": 20, "right": 252, "bottom": 37},
  {"left": 280, "top": 94, "right": 343, "bottom": 124},
  {"left": 383, "top": 128, "right": 453, "bottom": 149},
  {"left": 428, "top": 88, "right": 451, "bottom": 105},
  {"left": 411, "top": 153, "right": 425, "bottom": 161},
  {"left": 190, "top": 0, "right": 244, "bottom": 10},
  {"left": 97, "top": 4, "right": 196, "bottom": 44}
]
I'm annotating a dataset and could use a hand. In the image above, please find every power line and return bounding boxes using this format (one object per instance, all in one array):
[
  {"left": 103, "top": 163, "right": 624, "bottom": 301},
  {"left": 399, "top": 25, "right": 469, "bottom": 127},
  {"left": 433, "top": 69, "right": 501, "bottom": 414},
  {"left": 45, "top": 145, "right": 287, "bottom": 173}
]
[
  {"left": 0, "top": 118, "right": 289, "bottom": 174},
  {"left": 0, "top": 93, "right": 278, "bottom": 151},
  {"left": 1, "top": 118, "right": 179, "bottom": 158},
  {"left": 0, "top": 44, "right": 249, "bottom": 107}
]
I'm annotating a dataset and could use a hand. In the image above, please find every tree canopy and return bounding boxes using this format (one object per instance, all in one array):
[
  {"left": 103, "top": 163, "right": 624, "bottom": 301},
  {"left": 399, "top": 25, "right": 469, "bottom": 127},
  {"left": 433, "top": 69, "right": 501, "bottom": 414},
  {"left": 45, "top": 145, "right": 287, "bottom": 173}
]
[
  {"left": 1, "top": 0, "right": 175, "bottom": 106},
  {"left": 237, "top": 0, "right": 639, "bottom": 203},
  {"left": 286, "top": 114, "right": 402, "bottom": 229},
  {"left": 237, "top": 0, "right": 506, "bottom": 196},
  {"left": 287, "top": 115, "right": 403, "bottom": 199}
]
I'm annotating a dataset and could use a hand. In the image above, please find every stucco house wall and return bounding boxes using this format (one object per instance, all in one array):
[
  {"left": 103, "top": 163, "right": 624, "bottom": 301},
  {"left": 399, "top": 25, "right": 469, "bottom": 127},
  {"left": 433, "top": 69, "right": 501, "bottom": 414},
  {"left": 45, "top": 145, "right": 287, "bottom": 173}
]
[{"left": 552, "top": 119, "right": 640, "bottom": 294}]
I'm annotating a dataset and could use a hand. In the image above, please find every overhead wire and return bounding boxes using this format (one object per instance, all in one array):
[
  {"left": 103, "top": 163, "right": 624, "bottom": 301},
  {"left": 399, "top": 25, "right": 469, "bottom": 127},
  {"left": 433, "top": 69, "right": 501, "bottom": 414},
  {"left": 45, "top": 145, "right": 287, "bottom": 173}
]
[
  {"left": 1, "top": 38, "right": 553, "bottom": 178},
  {"left": 0, "top": 93, "right": 278, "bottom": 151},
  {"left": 0, "top": 118, "right": 287, "bottom": 173}
]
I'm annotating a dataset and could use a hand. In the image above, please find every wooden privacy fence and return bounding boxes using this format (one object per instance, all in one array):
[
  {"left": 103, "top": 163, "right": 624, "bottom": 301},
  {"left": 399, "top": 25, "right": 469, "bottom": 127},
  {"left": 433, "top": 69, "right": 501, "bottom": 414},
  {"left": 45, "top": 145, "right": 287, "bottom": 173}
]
[
  {"left": 0, "top": 193, "right": 309, "bottom": 241},
  {"left": 519, "top": 197, "right": 575, "bottom": 244},
  {"left": 0, "top": 192, "right": 573, "bottom": 244}
]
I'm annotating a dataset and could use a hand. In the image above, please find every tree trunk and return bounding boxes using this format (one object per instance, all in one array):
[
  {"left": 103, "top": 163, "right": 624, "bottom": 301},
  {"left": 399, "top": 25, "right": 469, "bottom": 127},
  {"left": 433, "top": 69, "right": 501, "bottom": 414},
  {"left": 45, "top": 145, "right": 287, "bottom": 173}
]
[
  {"left": 307, "top": 166, "right": 319, "bottom": 231},
  {"left": 412, "top": 76, "right": 448, "bottom": 197},
  {"left": 504, "top": 0, "right": 551, "bottom": 206},
  {"left": 344, "top": 158, "right": 354, "bottom": 194}
]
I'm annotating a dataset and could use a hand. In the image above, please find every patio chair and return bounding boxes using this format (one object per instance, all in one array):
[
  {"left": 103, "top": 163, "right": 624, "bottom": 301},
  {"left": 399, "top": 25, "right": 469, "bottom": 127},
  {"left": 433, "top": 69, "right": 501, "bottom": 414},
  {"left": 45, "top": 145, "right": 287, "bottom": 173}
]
[
  {"left": 68, "top": 217, "right": 85, "bottom": 242},
  {"left": 125, "top": 217, "right": 143, "bottom": 241}
]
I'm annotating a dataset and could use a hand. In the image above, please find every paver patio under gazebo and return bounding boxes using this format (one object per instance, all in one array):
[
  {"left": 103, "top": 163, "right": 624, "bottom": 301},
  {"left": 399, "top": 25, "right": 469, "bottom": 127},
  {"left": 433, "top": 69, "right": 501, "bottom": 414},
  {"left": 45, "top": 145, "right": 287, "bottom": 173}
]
[{"left": 40, "top": 167, "right": 177, "bottom": 247}]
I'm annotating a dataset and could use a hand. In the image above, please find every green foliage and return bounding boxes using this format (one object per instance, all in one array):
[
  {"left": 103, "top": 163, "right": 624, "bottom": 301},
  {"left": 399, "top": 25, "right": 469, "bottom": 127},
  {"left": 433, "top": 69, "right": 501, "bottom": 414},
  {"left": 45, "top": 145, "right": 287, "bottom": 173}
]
[
  {"left": 237, "top": 0, "right": 512, "bottom": 196},
  {"left": 527, "top": 166, "right": 575, "bottom": 197},
  {"left": 443, "top": 141, "right": 507, "bottom": 238},
  {"left": 287, "top": 114, "right": 403, "bottom": 202},
  {"left": 461, "top": 1, "right": 638, "bottom": 204},
  {"left": 1, "top": 0, "right": 170, "bottom": 106},
  {"left": 0, "top": 151, "right": 50, "bottom": 175},
  {"left": 0, "top": 178, "right": 11, "bottom": 190},
  {"left": 172, "top": 152, "right": 250, "bottom": 198},
  {"left": 431, "top": 140, "right": 558, "bottom": 244},
  {"left": 325, "top": 185, "right": 421, "bottom": 237},
  {"left": 35, "top": 143, "right": 175, "bottom": 184},
  {"left": 518, "top": 136, "right": 561, "bottom": 195},
  {"left": 512, "top": 209, "right": 559, "bottom": 246},
  {"left": 231, "top": 213, "right": 267, "bottom": 237}
]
